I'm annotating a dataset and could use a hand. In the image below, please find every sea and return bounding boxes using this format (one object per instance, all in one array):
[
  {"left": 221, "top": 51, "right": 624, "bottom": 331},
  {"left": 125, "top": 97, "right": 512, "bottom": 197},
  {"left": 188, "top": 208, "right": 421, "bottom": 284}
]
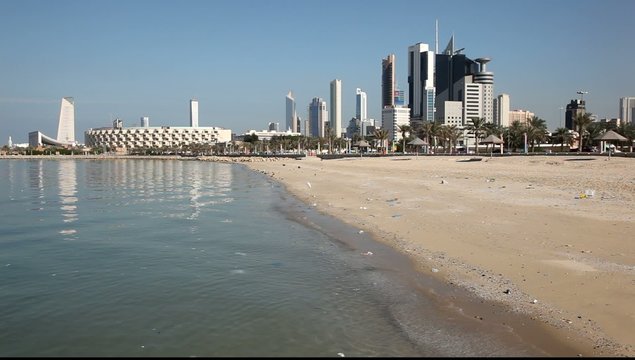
[{"left": 0, "top": 158, "right": 563, "bottom": 357}]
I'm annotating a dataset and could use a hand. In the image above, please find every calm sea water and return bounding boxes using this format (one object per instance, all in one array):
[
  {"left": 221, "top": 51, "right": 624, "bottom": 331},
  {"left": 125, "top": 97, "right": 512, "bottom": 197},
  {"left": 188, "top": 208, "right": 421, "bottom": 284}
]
[{"left": 0, "top": 159, "right": 552, "bottom": 357}]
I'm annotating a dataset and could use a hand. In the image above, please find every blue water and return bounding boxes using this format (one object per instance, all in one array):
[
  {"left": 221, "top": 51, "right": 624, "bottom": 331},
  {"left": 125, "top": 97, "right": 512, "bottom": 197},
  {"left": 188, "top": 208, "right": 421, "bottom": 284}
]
[
  {"left": 0, "top": 159, "right": 431, "bottom": 357},
  {"left": 0, "top": 158, "right": 566, "bottom": 357}
]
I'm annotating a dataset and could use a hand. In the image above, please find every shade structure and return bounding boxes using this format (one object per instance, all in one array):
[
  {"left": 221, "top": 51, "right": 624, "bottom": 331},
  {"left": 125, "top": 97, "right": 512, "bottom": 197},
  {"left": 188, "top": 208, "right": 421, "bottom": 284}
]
[
  {"left": 594, "top": 130, "right": 628, "bottom": 159},
  {"left": 594, "top": 130, "right": 627, "bottom": 141},
  {"left": 407, "top": 137, "right": 427, "bottom": 156},
  {"left": 481, "top": 134, "right": 504, "bottom": 158},
  {"left": 354, "top": 140, "right": 370, "bottom": 147},
  {"left": 480, "top": 134, "right": 504, "bottom": 144}
]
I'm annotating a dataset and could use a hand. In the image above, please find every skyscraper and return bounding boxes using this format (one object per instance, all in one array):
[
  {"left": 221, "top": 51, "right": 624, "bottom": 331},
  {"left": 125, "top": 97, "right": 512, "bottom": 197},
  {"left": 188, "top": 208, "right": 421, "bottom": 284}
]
[
  {"left": 286, "top": 91, "right": 298, "bottom": 132},
  {"left": 619, "top": 97, "right": 635, "bottom": 125},
  {"left": 356, "top": 88, "right": 367, "bottom": 122},
  {"left": 190, "top": 99, "right": 199, "bottom": 127},
  {"left": 474, "top": 58, "right": 494, "bottom": 123},
  {"left": 408, "top": 43, "right": 436, "bottom": 125},
  {"left": 56, "top": 97, "right": 75, "bottom": 143},
  {"left": 309, "top": 97, "right": 328, "bottom": 138},
  {"left": 330, "top": 80, "right": 342, "bottom": 138},
  {"left": 382, "top": 54, "right": 395, "bottom": 109},
  {"left": 493, "top": 94, "right": 510, "bottom": 127},
  {"left": 140, "top": 116, "right": 150, "bottom": 127},
  {"left": 565, "top": 99, "right": 586, "bottom": 130}
]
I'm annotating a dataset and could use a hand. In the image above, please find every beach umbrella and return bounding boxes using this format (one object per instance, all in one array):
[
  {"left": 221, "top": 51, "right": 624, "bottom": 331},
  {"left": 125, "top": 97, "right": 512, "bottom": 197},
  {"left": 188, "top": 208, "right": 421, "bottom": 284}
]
[
  {"left": 594, "top": 130, "right": 628, "bottom": 159},
  {"left": 407, "top": 137, "right": 427, "bottom": 156},
  {"left": 480, "top": 134, "right": 504, "bottom": 157},
  {"left": 354, "top": 140, "right": 370, "bottom": 157}
]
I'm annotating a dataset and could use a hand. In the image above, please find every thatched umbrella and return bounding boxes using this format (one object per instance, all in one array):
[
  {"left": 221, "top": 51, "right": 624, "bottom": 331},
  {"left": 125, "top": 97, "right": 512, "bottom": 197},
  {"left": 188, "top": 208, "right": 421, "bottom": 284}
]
[
  {"left": 595, "top": 130, "right": 628, "bottom": 159},
  {"left": 480, "top": 134, "right": 504, "bottom": 157},
  {"left": 354, "top": 140, "right": 370, "bottom": 157},
  {"left": 407, "top": 137, "right": 427, "bottom": 156}
]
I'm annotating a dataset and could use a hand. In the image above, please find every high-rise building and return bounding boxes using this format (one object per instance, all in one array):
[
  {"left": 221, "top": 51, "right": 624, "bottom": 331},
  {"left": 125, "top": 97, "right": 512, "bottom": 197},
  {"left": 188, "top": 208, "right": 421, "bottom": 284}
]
[
  {"left": 493, "top": 94, "right": 510, "bottom": 127},
  {"left": 565, "top": 99, "right": 585, "bottom": 130},
  {"left": 382, "top": 106, "right": 411, "bottom": 142},
  {"left": 140, "top": 116, "right": 150, "bottom": 127},
  {"left": 464, "top": 81, "right": 483, "bottom": 123},
  {"left": 268, "top": 122, "right": 279, "bottom": 132},
  {"left": 394, "top": 88, "right": 405, "bottom": 107},
  {"left": 330, "top": 79, "right": 342, "bottom": 138},
  {"left": 474, "top": 58, "right": 494, "bottom": 123},
  {"left": 286, "top": 91, "right": 298, "bottom": 132},
  {"left": 382, "top": 54, "right": 396, "bottom": 109},
  {"left": 190, "top": 99, "right": 199, "bottom": 127},
  {"left": 356, "top": 88, "right": 367, "bottom": 122},
  {"left": 407, "top": 43, "right": 436, "bottom": 125},
  {"left": 57, "top": 97, "right": 75, "bottom": 143},
  {"left": 309, "top": 97, "right": 328, "bottom": 138},
  {"left": 619, "top": 97, "right": 635, "bottom": 125},
  {"left": 509, "top": 109, "right": 535, "bottom": 126}
]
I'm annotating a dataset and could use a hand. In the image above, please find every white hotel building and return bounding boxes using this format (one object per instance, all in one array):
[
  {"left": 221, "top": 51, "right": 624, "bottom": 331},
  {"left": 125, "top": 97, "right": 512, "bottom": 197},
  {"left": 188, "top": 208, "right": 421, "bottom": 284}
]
[{"left": 85, "top": 123, "right": 232, "bottom": 150}]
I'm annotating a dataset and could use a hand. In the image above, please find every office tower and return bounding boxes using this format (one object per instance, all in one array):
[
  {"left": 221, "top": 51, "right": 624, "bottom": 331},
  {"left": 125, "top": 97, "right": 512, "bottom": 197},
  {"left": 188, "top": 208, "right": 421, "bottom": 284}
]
[
  {"left": 140, "top": 116, "right": 150, "bottom": 127},
  {"left": 286, "top": 91, "right": 298, "bottom": 132},
  {"left": 565, "top": 99, "right": 586, "bottom": 130},
  {"left": 464, "top": 81, "right": 483, "bottom": 122},
  {"left": 474, "top": 58, "right": 494, "bottom": 123},
  {"left": 407, "top": 43, "right": 436, "bottom": 125},
  {"left": 8, "top": 136, "right": 12, "bottom": 148},
  {"left": 268, "top": 122, "right": 279, "bottom": 131},
  {"left": 56, "top": 97, "right": 75, "bottom": 143},
  {"left": 309, "top": 97, "right": 328, "bottom": 138},
  {"left": 113, "top": 118, "right": 123, "bottom": 129},
  {"left": 434, "top": 37, "right": 479, "bottom": 119},
  {"left": 330, "top": 79, "right": 342, "bottom": 138},
  {"left": 620, "top": 97, "right": 635, "bottom": 125},
  {"left": 356, "top": 88, "right": 367, "bottom": 122},
  {"left": 509, "top": 109, "right": 535, "bottom": 125},
  {"left": 493, "top": 94, "right": 510, "bottom": 127},
  {"left": 394, "top": 87, "right": 405, "bottom": 107},
  {"left": 382, "top": 107, "right": 411, "bottom": 142},
  {"left": 382, "top": 54, "right": 396, "bottom": 108},
  {"left": 190, "top": 99, "right": 199, "bottom": 127},
  {"left": 346, "top": 118, "right": 360, "bottom": 139}
]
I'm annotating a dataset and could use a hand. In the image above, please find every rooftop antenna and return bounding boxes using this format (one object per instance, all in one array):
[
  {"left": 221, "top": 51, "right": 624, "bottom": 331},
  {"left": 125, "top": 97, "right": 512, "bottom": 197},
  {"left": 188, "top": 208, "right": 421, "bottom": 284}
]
[{"left": 435, "top": 19, "right": 439, "bottom": 54}]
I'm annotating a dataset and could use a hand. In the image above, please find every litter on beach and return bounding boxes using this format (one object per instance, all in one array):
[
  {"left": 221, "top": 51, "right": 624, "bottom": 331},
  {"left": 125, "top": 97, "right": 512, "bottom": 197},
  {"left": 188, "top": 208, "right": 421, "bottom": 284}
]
[
  {"left": 306, "top": 182, "right": 312, "bottom": 189},
  {"left": 362, "top": 251, "right": 373, "bottom": 256}
]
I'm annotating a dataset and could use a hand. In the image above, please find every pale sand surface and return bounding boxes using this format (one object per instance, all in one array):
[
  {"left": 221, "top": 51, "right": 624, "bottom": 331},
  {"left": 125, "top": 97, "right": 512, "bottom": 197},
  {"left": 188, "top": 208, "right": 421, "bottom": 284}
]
[{"left": 243, "top": 155, "right": 635, "bottom": 356}]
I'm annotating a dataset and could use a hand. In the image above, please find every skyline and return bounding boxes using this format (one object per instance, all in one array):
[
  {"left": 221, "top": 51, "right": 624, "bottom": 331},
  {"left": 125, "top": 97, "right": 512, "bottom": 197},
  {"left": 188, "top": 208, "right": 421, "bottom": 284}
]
[{"left": 2, "top": 0, "right": 635, "bottom": 144}]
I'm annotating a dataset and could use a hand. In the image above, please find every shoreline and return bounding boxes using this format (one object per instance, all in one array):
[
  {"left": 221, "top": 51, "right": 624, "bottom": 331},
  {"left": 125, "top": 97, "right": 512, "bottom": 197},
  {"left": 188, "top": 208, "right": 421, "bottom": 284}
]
[
  {"left": 3, "top": 154, "right": 633, "bottom": 355},
  {"left": 243, "top": 155, "right": 635, "bottom": 357}
]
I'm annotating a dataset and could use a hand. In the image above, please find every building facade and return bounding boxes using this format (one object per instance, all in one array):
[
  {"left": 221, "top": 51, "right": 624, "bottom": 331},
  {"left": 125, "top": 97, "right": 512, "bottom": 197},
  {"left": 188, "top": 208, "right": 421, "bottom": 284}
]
[
  {"left": 619, "top": 97, "right": 635, "bottom": 125},
  {"left": 382, "top": 54, "right": 396, "bottom": 109},
  {"left": 565, "top": 99, "right": 585, "bottom": 130},
  {"left": 190, "top": 99, "right": 199, "bottom": 127},
  {"left": 330, "top": 79, "right": 342, "bottom": 138},
  {"left": 473, "top": 58, "right": 494, "bottom": 123},
  {"left": 407, "top": 43, "right": 436, "bottom": 125},
  {"left": 381, "top": 107, "right": 411, "bottom": 142},
  {"left": 140, "top": 116, "right": 150, "bottom": 127},
  {"left": 286, "top": 91, "right": 298, "bottom": 132},
  {"left": 493, "top": 94, "right": 510, "bottom": 127},
  {"left": 84, "top": 126, "right": 232, "bottom": 150},
  {"left": 309, "top": 97, "right": 328, "bottom": 138},
  {"left": 356, "top": 88, "right": 367, "bottom": 122},
  {"left": 57, "top": 97, "right": 75, "bottom": 144},
  {"left": 509, "top": 109, "right": 535, "bottom": 126}
]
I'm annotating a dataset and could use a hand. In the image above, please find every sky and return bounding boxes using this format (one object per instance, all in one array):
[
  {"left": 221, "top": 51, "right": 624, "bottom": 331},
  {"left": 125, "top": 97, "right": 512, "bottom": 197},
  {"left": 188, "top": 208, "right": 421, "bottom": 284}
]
[{"left": 1, "top": 0, "right": 634, "bottom": 144}]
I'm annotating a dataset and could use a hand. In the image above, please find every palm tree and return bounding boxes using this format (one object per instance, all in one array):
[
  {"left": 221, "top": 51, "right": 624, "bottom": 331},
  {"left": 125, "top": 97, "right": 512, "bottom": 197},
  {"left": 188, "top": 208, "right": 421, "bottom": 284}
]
[
  {"left": 618, "top": 122, "right": 635, "bottom": 152},
  {"left": 446, "top": 125, "right": 462, "bottom": 154},
  {"left": 373, "top": 128, "right": 389, "bottom": 154},
  {"left": 397, "top": 124, "right": 411, "bottom": 153},
  {"left": 552, "top": 127, "right": 570, "bottom": 152},
  {"left": 573, "top": 112, "right": 594, "bottom": 152},
  {"left": 526, "top": 116, "right": 548, "bottom": 152},
  {"left": 466, "top": 117, "right": 488, "bottom": 155}
]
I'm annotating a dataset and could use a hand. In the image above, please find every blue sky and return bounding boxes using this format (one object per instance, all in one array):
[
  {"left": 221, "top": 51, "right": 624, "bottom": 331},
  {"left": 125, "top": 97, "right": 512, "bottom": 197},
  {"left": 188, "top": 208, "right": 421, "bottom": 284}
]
[{"left": 1, "top": 0, "right": 634, "bottom": 143}]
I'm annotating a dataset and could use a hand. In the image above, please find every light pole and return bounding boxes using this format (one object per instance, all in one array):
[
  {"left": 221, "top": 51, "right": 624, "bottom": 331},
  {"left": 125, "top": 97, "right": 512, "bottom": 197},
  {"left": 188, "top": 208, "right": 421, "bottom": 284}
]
[
  {"left": 559, "top": 107, "right": 564, "bottom": 128},
  {"left": 576, "top": 90, "right": 588, "bottom": 102}
]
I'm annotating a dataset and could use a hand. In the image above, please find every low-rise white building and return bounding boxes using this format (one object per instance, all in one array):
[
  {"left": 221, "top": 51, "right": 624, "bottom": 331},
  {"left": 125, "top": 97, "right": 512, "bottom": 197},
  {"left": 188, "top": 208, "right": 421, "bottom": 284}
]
[
  {"left": 84, "top": 126, "right": 232, "bottom": 150},
  {"left": 381, "top": 107, "right": 411, "bottom": 142}
]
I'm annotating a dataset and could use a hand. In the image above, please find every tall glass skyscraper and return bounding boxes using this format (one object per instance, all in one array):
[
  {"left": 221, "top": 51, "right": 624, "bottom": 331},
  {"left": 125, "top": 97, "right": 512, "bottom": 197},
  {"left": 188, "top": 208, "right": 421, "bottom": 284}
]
[
  {"left": 407, "top": 43, "right": 435, "bottom": 125},
  {"left": 309, "top": 97, "right": 328, "bottom": 138},
  {"left": 382, "top": 54, "right": 395, "bottom": 109},
  {"left": 620, "top": 97, "right": 635, "bottom": 125}
]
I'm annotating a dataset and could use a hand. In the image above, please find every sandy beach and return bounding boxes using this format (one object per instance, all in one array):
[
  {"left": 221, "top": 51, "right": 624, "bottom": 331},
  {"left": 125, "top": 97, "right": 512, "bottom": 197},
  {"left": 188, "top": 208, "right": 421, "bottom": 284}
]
[{"left": 243, "top": 154, "right": 635, "bottom": 356}]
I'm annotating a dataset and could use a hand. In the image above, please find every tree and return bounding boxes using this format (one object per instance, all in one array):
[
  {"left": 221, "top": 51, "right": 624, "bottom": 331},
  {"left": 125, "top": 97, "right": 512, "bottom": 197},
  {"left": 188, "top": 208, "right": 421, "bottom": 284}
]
[
  {"left": 373, "top": 128, "right": 389, "bottom": 154},
  {"left": 397, "top": 124, "right": 411, "bottom": 153},
  {"left": 526, "top": 116, "right": 548, "bottom": 152},
  {"left": 618, "top": 122, "right": 635, "bottom": 152},
  {"left": 552, "top": 127, "right": 571, "bottom": 152},
  {"left": 466, "top": 117, "right": 488, "bottom": 155},
  {"left": 573, "top": 112, "right": 593, "bottom": 151}
]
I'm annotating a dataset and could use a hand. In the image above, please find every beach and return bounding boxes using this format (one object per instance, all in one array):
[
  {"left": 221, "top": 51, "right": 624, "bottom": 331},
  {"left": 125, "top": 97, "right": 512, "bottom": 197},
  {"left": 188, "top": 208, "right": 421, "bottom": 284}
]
[{"left": 243, "top": 154, "right": 635, "bottom": 356}]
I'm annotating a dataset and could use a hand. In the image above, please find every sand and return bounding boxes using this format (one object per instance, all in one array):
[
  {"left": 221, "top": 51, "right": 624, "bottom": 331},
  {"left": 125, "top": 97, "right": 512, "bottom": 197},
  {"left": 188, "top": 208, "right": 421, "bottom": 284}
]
[{"left": 242, "top": 154, "right": 635, "bottom": 357}]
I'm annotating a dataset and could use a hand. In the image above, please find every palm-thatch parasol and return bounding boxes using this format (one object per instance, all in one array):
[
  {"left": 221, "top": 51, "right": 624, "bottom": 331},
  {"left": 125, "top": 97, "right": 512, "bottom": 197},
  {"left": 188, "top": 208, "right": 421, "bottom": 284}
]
[
  {"left": 480, "top": 134, "right": 504, "bottom": 157},
  {"left": 595, "top": 130, "right": 628, "bottom": 159},
  {"left": 354, "top": 140, "right": 370, "bottom": 157},
  {"left": 407, "top": 137, "right": 427, "bottom": 156}
]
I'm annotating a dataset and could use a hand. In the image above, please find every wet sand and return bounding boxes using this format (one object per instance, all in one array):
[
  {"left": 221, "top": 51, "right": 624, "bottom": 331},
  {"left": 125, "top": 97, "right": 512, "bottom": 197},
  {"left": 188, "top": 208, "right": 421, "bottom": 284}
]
[{"left": 243, "top": 154, "right": 635, "bottom": 357}]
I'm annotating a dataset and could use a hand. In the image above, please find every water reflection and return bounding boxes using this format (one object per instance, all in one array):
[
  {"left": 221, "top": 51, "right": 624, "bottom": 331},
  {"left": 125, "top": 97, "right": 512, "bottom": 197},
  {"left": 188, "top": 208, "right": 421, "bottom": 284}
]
[{"left": 58, "top": 161, "right": 78, "bottom": 238}]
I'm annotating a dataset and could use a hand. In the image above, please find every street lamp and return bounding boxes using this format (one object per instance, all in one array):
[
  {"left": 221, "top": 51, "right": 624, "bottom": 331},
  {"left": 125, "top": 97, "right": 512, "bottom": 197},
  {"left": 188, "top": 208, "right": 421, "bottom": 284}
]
[
  {"left": 576, "top": 90, "right": 588, "bottom": 102},
  {"left": 559, "top": 107, "right": 564, "bottom": 128}
]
